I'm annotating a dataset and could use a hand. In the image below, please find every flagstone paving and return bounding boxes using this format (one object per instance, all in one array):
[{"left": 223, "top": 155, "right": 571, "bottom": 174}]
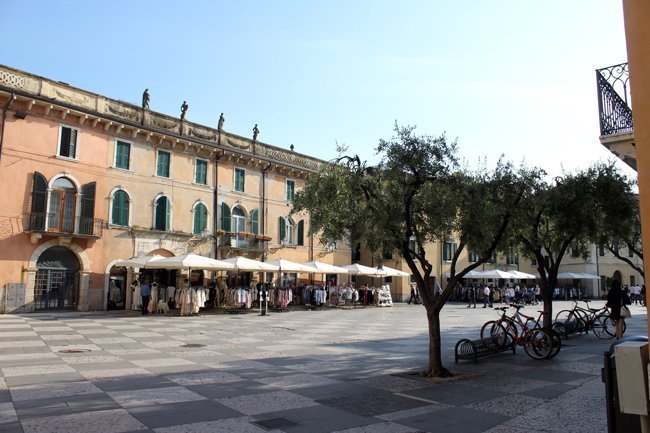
[{"left": 0, "top": 300, "right": 646, "bottom": 432}]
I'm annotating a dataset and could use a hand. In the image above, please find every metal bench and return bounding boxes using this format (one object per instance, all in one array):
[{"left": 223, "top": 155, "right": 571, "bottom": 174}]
[{"left": 454, "top": 336, "right": 516, "bottom": 363}]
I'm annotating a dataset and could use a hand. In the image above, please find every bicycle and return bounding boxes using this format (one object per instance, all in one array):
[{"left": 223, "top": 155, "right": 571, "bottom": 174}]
[
  {"left": 554, "top": 299, "right": 622, "bottom": 340},
  {"left": 481, "top": 304, "right": 560, "bottom": 360}
]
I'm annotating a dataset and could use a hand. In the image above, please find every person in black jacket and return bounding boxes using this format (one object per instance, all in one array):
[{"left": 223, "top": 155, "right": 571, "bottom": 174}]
[{"left": 607, "top": 279, "right": 629, "bottom": 339}]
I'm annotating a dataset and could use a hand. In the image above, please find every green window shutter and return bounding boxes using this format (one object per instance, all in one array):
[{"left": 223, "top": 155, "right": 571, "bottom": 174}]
[
  {"left": 235, "top": 168, "right": 245, "bottom": 192},
  {"left": 194, "top": 203, "right": 207, "bottom": 235},
  {"left": 155, "top": 197, "right": 168, "bottom": 230},
  {"left": 60, "top": 127, "right": 71, "bottom": 157},
  {"left": 157, "top": 151, "right": 170, "bottom": 177},
  {"left": 30, "top": 172, "right": 48, "bottom": 230},
  {"left": 221, "top": 202, "right": 231, "bottom": 232},
  {"left": 79, "top": 182, "right": 96, "bottom": 235},
  {"left": 251, "top": 209, "right": 259, "bottom": 234},
  {"left": 297, "top": 220, "right": 304, "bottom": 246},
  {"left": 112, "top": 190, "right": 129, "bottom": 226},
  {"left": 196, "top": 160, "right": 207, "bottom": 184},
  {"left": 279, "top": 216, "right": 286, "bottom": 241},
  {"left": 116, "top": 141, "right": 130, "bottom": 169}
]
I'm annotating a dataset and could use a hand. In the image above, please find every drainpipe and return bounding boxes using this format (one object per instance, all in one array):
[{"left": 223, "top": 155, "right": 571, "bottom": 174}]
[
  {"left": 261, "top": 161, "right": 272, "bottom": 261},
  {"left": 213, "top": 149, "right": 225, "bottom": 259},
  {"left": 0, "top": 93, "right": 16, "bottom": 162}
]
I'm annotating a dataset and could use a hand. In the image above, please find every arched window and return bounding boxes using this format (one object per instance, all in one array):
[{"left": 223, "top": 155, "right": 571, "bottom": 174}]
[
  {"left": 232, "top": 206, "right": 246, "bottom": 233},
  {"left": 232, "top": 206, "right": 246, "bottom": 247},
  {"left": 193, "top": 203, "right": 208, "bottom": 235},
  {"left": 154, "top": 196, "right": 170, "bottom": 231},
  {"left": 111, "top": 190, "right": 130, "bottom": 226},
  {"left": 279, "top": 217, "right": 295, "bottom": 245},
  {"left": 48, "top": 177, "right": 76, "bottom": 233}
]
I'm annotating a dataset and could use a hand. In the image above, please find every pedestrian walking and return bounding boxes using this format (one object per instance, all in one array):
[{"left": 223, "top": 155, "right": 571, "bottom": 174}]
[
  {"left": 467, "top": 285, "right": 476, "bottom": 308},
  {"left": 140, "top": 279, "right": 151, "bottom": 316}
]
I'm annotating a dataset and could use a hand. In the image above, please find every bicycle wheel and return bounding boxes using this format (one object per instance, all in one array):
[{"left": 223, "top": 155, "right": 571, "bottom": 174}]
[
  {"left": 555, "top": 310, "right": 580, "bottom": 335},
  {"left": 552, "top": 322, "right": 567, "bottom": 339},
  {"left": 523, "top": 329, "right": 553, "bottom": 360},
  {"left": 592, "top": 315, "right": 614, "bottom": 340},
  {"left": 547, "top": 328, "right": 562, "bottom": 359},
  {"left": 480, "top": 320, "right": 497, "bottom": 339}
]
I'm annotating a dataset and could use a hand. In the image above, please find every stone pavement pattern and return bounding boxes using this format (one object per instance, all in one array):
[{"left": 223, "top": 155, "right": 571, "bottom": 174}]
[{"left": 0, "top": 301, "right": 646, "bottom": 433}]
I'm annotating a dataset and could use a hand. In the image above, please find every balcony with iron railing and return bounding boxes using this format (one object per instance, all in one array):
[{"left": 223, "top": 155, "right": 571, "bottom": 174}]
[
  {"left": 25, "top": 212, "right": 104, "bottom": 239},
  {"left": 596, "top": 62, "right": 636, "bottom": 170},
  {"left": 217, "top": 231, "right": 271, "bottom": 253}
]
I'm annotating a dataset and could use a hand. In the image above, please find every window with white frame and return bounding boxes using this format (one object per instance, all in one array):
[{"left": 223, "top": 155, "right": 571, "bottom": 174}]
[
  {"left": 111, "top": 189, "right": 130, "bottom": 226},
  {"left": 58, "top": 125, "right": 79, "bottom": 159},
  {"left": 157, "top": 150, "right": 170, "bottom": 177},
  {"left": 234, "top": 168, "right": 245, "bottom": 192},
  {"left": 195, "top": 159, "right": 207, "bottom": 185},
  {"left": 154, "top": 195, "right": 170, "bottom": 231},
  {"left": 115, "top": 140, "right": 130, "bottom": 170},
  {"left": 286, "top": 179, "right": 295, "bottom": 202}
]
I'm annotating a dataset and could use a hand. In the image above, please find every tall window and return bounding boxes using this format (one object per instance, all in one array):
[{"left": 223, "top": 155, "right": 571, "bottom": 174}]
[
  {"left": 48, "top": 177, "right": 76, "bottom": 233},
  {"left": 58, "top": 125, "right": 78, "bottom": 159},
  {"left": 232, "top": 206, "right": 246, "bottom": 247},
  {"left": 443, "top": 241, "right": 453, "bottom": 261},
  {"left": 157, "top": 150, "right": 170, "bottom": 177},
  {"left": 468, "top": 251, "right": 478, "bottom": 263},
  {"left": 599, "top": 245, "right": 605, "bottom": 256},
  {"left": 111, "top": 190, "right": 130, "bottom": 226},
  {"left": 195, "top": 159, "right": 207, "bottom": 185},
  {"left": 154, "top": 196, "right": 170, "bottom": 231},
  {"left": 234, "top": 168, "right": 245, "bottom": 192},
  {"left": 250, "top": 209, "right": 259, "bottom": 234},
  {"left": 193, "top": 203, "right": 208, "bottom": 235},
  {"left": 115, "top": 140, "right": 130, "bottom": 170},
  {"left": 278, "top": 216, "right": 294, "bottom": 244},
  {"left": 629, "top": 246, "right": 634, "bottom": 258},
  {"left": 286, "top": 179, "right": 295, "bottom": 202}
]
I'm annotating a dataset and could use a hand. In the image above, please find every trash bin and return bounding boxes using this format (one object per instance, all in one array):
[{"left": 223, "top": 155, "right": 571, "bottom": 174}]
[{"left": 602, "top": 336, "right": 648, "bottom": 433}]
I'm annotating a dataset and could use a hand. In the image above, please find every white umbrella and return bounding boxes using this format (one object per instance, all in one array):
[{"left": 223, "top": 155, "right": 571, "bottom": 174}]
[
  {"left": 342, "top": 263, "right": 387, "bottom": 277},
  {"left": 267, "top": 259, "right": 315, "bottom": 273},
  {"left": 222, "top": 256, "right": 280, "bottom": 272},
  {"left": 144, "top": 254, "right": 235, "bottom": 271},
  {"left": 476, "top": 269, "right": 516, "bottom": 279},
  {"left": 509, "top": 270, "right": 537, "bottom": 279},
  {"left": 115, "top": 254, "right": 166, "bottom": 268},
  {"left": 460, "top": 269, "right": 484, "bottom": 278},
  {"left": 377, "top": 265, "right": 410, "bottom": 277},
  {"left": 301, "top": 261, "right": 349, "bottom": 274},
  {"left": 557, "top": 272, "right": 600, "bottom": 280}
]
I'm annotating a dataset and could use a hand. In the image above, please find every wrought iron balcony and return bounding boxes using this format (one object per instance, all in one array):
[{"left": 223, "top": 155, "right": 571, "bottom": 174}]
[
  {"left": 217, "top": 232, "right": 270, "bottom": 252},
  {"left": 26, "top": 213, "right": 103, "bottom": 238},
  {"left": 596, "top": 62, "right": 633, "bottom": 136}
]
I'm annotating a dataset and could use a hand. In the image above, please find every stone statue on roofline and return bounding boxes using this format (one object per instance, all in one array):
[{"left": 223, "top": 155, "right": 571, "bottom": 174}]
[
  {"left": 180, "top": 101, "right": 188, "bottom": 120},
  {"left": 142, "top": 89, "right": 150, "bottom": 109},
  {"left": 218, "top": 113, "right": 225, "bottom": 131},
  {"left": 253, "top": 123, "right": 260, "bottom": 141}
]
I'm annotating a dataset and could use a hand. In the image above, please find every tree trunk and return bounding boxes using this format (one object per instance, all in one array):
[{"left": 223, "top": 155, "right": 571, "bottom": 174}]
[{"left": 421, "top": 307, "right": 452, "bottom": 377}]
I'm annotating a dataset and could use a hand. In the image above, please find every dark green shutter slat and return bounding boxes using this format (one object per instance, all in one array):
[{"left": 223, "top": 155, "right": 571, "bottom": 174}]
[
  {"left": 60, "top": 127, "right": 71, "bottom": 156},
  {"left": 279, "top": 216, "right": 285, "bottom": 241},
  {"left": 194, "top": 205, "right": 201, "bottom": 234},
  {"left": 297, "top": 220, "right": 304, "bottom": 246},
  {"left": 155, "top": 197, "right": 168, "bottom": 230},
  {"left": 221, "top": 203, "right": 231, "bottom": 232},
  {"left": 30, "top": 172, "right": 48, "bottom": 230},
  {"left": 251, "top": 209, "right": 259, "bottom": 234},
  {"left": 78, "top": 182, "right": 96, "bottom": 235}
]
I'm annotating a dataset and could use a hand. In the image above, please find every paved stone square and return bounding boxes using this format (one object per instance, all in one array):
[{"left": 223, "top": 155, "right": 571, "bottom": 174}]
[{"left": 0, "top": 301, "right": 646, "bottom": 432}]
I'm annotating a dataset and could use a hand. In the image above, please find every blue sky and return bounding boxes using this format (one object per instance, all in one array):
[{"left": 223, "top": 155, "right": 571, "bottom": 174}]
[{"left": 1, "top": 0, "right": 630, "bottom": 177}]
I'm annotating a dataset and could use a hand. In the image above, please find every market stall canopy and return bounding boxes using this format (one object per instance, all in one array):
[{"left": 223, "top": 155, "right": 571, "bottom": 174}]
[
  {"left": 267, "top": 259, "right": 315, "bottom": 273},
  {"left": 222, "top": 256, "right": 280, "bottom": 272},
  {"left": 377, "top": 265, "right": 410, "bottom": 277},
  {"left": 342, "top": 263, "right": 387, "bottom": 277},
  {"left": 476, "top": 269, "right": 517, "bottom": 279},
  {"left": 557, "top": 272, "right": 600, "bottom": 280},
  {"left": 114, "top": 254, "right": 166, "bottom": 268},
  {"left": 301, "top": 261, "right": 349, "bottom": 274},
  {"left": 509, "top": 270, "right": 537, "bottom": 279},
  {"left": 143, "top": 253, "right": 235, "bottom": 271}
]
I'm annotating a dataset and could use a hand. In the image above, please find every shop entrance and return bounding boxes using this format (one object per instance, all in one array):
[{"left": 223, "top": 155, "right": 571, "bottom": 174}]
[{"left": 34, "top": 246, "right": 80, "bottom": 310}]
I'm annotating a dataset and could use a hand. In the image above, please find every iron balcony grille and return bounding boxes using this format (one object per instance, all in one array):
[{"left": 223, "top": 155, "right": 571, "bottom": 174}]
[
  {"left": 218, "top": 233, "right": 269, "bottom": 252},
  {"left": 596, "top": 62, "right": 633, "bottom": 136},
  {"left": 26, "top": 212, "right": 103, "bottom": 238}
]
